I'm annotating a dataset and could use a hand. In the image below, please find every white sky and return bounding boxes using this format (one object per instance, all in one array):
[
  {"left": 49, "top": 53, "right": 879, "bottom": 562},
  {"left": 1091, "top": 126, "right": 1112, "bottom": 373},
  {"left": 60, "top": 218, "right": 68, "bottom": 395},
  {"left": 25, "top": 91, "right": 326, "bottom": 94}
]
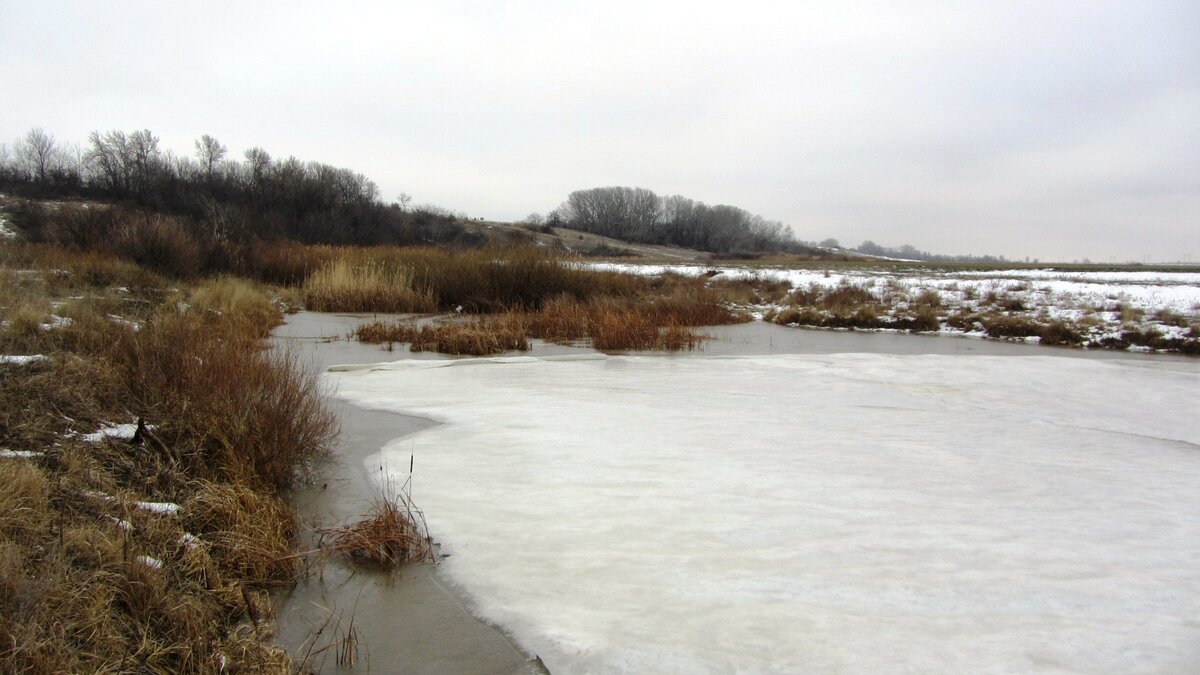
[{"left": 2, "top": 1, "right": 1197, "bottom": 262}]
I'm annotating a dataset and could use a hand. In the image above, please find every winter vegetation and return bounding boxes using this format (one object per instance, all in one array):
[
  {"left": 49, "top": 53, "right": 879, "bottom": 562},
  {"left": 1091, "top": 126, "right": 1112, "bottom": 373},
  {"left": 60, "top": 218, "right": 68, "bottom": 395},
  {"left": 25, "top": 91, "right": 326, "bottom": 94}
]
[
  {"left": 847, "top": 239, "right": 1012, "bottom": 264},
  {"left": 591, "top": 263, "right": 1200, "bottom": 355},
  {"left": 353, "top": 285, "right": 748, "bottom": 355},
  {"left": 0, "top": 245, "right": 336, "bottom": 670},
  {"left": 0, "top": 127, "right": 465, "bottom": 248},
  {"left": 1, "top": 122, "right": 1196, "bottom": 672}
]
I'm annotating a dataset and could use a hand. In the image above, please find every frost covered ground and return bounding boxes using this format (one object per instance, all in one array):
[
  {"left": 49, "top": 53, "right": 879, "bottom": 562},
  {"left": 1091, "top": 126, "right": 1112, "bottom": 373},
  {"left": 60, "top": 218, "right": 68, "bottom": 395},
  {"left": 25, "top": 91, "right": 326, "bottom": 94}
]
[
  {"left": 332, "top": 352, "right": 1200, "bottom": 674},
  {"left": 590, "top": 263, "right": 1200, "bottom": 352}
]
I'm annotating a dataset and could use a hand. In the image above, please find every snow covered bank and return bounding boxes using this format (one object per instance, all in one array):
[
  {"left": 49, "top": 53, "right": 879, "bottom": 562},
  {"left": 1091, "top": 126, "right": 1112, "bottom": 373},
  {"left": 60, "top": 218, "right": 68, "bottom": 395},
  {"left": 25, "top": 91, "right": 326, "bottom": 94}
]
[
  {"left": 586, "top": 262, "right": 1200, "bottom": 352},
  {"left": 333, "top": 353, "right": 1200, "bottom": 673}
]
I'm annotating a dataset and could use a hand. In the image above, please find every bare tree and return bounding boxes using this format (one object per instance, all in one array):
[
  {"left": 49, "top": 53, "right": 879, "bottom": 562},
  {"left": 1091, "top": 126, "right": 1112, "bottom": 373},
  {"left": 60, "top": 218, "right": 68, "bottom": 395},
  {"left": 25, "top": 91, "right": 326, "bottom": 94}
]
[
  {"left": 194, "top": 134, "right": 226, "bottom": 178},
  {"left": 85, "top": 130, "right": 131, "bottom": 192},
  {"left": 244, "top": 147, "right": 272, "bottom": 185},
  {"left": 127, "top": 129, "right": 161, "bottom": 194},
  {"left": 17, "top": 127, "right": 59, "bottom": 181}
]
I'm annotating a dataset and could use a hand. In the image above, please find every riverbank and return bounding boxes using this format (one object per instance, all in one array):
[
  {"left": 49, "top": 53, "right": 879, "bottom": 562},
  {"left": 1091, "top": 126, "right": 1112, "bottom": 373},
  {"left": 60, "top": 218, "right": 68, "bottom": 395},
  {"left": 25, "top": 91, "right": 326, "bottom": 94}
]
[{"left": 271, "top": 312, "right": 553, "bottom": 674}]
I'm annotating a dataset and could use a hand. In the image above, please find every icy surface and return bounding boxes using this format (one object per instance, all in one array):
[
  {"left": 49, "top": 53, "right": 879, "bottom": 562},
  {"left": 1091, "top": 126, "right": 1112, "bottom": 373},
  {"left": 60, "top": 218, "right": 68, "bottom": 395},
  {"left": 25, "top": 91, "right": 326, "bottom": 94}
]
[{"left": 334, "top": 353, "right": 1200, "bottom": 674}]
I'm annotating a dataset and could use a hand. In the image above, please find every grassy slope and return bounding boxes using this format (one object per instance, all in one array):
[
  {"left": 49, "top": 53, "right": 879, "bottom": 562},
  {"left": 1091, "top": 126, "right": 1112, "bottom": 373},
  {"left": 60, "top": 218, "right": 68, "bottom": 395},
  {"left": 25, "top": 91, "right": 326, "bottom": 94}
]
[{"left": 0, "top": 245, "right": 336, "bottom": 672}]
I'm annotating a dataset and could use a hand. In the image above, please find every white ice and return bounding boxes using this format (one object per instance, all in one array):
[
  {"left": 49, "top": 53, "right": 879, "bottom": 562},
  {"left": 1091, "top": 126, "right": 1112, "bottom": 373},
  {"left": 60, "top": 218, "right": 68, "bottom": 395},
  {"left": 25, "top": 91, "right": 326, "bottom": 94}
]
[{"left": 333, "top": 353, "right": 1200, "bottom": 674}]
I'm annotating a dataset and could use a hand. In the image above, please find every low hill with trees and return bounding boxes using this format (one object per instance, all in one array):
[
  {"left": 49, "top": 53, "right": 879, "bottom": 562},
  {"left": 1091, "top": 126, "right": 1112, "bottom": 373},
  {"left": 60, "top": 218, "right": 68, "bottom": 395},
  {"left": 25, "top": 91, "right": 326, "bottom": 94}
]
[
  {"left": 550, "top": 186, "right": 818, "bottom": 256},
  {"left": 0, "top": 127, "right": 464, "bottom": 249}
]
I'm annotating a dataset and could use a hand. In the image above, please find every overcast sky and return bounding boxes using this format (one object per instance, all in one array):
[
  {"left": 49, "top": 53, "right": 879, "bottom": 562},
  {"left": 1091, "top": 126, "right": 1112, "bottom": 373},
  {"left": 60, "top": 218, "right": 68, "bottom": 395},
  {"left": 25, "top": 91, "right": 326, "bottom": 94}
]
[{"left": 2, "top": 1, "right": 1197, "bottom": 262}]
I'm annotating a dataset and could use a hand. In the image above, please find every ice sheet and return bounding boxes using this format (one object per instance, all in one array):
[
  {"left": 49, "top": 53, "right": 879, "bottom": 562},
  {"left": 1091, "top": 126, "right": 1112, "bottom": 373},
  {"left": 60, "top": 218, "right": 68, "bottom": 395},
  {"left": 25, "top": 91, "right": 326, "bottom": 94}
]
[{"left": 333, "top": 353, "right": 1200, "bottom": 673}]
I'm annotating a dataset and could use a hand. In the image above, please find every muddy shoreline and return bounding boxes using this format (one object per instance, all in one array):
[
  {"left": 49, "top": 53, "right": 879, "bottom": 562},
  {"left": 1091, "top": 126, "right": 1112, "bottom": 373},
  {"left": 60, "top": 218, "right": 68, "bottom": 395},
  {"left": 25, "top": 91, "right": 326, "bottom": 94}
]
[
  {"left": 269, "top": 313, "right": 1168, "bottom": 673},
  {"left": 272, "top": 313, "right": 549, "bottom": 674}
]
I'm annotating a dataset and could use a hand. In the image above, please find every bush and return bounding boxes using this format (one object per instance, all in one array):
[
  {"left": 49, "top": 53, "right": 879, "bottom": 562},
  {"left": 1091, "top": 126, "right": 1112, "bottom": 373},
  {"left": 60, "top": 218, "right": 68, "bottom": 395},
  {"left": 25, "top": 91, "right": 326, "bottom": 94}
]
[
  {"left": 1039, "top": 321, "right": 1083, "bottom": 346},
  {"left": 115, "top": 312, "right": 337, "bottom": 489},
  {"left": 983, "top": 315, "right": 1041, "bottom": 339},
  {"left": 116, "top": 215, "right": 202, "bottom": 278}
]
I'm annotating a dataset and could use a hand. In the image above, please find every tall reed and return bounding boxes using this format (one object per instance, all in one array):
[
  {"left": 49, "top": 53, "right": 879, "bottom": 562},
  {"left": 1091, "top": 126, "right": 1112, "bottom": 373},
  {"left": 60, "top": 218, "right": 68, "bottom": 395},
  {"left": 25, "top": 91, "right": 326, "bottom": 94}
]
[{"left": 303, "top": 258, "right": 436, "bottom": 313}]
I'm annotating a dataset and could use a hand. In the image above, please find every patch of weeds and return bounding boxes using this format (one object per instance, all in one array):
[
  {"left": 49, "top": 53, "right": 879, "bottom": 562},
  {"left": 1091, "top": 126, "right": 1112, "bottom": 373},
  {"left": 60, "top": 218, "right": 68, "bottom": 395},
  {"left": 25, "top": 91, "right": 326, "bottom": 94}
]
[
  {"left": 891, "top": 306, "right": 941, "bottom": 332},
  {"left": 1038, "top": 321, "right": 1084, "bottom": 347},
  {"left": 913, "top": 288, "right": 943, "bottom": 309},
  {"left": 1000, "top": 294, "right": 1026, "bottom": 311},
  {"left": 982, "top": 314, "right": 1041, "bottom": 339},
  {"left": 317, "top": 479, "right": 433, "bottom": 569},
  {"left": 1152, "top": 308, "right": 1188, "bottom": 327}
]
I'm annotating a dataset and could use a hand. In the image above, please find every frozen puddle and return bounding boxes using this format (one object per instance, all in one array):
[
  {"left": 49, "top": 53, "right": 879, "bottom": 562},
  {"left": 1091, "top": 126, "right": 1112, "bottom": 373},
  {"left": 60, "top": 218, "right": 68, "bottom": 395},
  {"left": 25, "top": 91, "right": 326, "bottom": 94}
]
[{"left": 331, "top": 354, "right": 1200, "bottom": 673}]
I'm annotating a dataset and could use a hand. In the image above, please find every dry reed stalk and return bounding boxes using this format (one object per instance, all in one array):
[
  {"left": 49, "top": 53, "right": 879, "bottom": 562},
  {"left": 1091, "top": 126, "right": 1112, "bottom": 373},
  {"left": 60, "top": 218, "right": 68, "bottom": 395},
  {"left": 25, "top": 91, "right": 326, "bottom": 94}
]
[
  {"left": 357, "top": 315, "right": 530, "bottom": 355},
  {"left": 318, "top": 495, "right": 433, "bottom": 568},
  {"left": 303, "top": 258, "right": 436, "bottom": 313}
]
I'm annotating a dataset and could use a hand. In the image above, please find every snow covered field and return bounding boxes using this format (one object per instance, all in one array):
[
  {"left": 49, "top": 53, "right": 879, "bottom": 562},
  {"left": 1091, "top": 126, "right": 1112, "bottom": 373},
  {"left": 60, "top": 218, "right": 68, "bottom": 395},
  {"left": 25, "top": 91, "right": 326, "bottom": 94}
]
[
  {"left": 332, "top": 352, "right": 1200, "bottom": 673},
  {"left": 588, "top": 263, "right": 1200, "bottom": 351}
]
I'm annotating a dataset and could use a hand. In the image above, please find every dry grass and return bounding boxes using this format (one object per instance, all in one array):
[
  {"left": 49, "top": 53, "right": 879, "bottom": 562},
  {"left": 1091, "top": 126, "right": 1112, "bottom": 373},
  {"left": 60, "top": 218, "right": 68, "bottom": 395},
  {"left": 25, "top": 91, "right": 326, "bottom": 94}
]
[
  {"left": 318, "top": 495, "right": 433, "bottom": 568},
  {"left": 115, "top": 311, "right": 338, "bottom": 489},
  {"left": 706, "top": 275, "right": 792, "bottom": 305},
  {"left": 981, "top": 314, "right": 1042, "bottom": 339},
  {"left": 771, "top": 282, "right": 947, "bottom": 332},
  {"left": 189, "top": 276, "right": 283, "bottom": 338},
  {"left": 357, "top": 314, "right": 530, "bottom": 356},
  {"left": 0, "top": 240, "right": 338, "bottom": 672},
  {"left": 355, "top": 292, "right": 732, "bottom": 353},
  {"left": 304, "top": 257, "right": 437, "bottom": 313},
  {"left": 354, "top": 288, "right": 742, "bottom": 353},
  {"left": 183, "top": 482, "right": 300, "bottom": 586}
]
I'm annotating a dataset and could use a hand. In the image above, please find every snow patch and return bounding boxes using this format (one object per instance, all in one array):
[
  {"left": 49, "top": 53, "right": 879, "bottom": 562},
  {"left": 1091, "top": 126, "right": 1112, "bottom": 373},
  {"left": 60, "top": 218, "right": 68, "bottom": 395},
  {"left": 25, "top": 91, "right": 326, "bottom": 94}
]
[
  {"left": 134, "top": 501, "right": 180, "bottom": 516},
  {"left": 81, "top": 423, "right": 142, "bottom": 443},
  {"left": 0, "top": 355, "right": 49, "bottom": 366},
  {"left": 0, "top": 449, "right": 44, "bottom": 458},
  {"left": 107, "top": 516, "right": 132, "bottom": 532}
]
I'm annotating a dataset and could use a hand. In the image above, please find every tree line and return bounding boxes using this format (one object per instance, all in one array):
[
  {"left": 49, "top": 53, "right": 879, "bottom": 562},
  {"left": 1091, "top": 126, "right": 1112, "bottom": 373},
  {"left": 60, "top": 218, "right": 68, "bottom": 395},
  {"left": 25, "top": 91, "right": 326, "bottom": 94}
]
[
  {"left": 0, "top": 127, "right": 464, "bottom": 247},
  {"left": 848, "top": 240, "right": 1010, "bottom": 264},
  {"left": 550, "top": 186, "right": 814, "bottom": 255}
]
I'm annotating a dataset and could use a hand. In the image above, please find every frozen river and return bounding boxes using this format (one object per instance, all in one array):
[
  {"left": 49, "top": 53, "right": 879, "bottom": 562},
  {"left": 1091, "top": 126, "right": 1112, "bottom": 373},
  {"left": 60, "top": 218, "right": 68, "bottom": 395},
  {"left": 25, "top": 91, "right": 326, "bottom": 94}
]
[{"left": 324, "top": 327, "right": 1200, "bottom": 673}]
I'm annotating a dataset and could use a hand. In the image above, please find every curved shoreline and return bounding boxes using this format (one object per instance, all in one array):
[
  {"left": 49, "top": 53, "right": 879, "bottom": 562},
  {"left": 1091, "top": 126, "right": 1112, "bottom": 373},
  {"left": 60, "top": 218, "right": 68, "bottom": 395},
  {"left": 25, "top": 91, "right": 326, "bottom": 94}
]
[
  {"left": 271, "top": 312, "right": 546, "bottom": 674},
  {"left": 270, "top": 311, "right": 1175, "bottom": 672}
]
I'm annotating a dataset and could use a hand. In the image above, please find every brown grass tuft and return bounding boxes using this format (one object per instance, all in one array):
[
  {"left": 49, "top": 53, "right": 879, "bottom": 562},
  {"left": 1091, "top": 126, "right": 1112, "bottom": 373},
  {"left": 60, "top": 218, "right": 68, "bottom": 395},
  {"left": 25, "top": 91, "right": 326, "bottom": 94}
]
[
  {"left": 183, "top": 482, "right": 300, "bottom": 587},
  {"left": 318, "top": 496, "right": 433, "bottom": 568}
]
